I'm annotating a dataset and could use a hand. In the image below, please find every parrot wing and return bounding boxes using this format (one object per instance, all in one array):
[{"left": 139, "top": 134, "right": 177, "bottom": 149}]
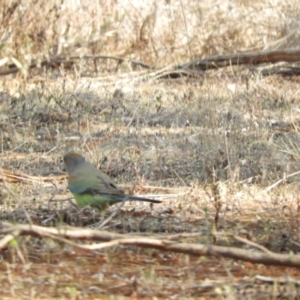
[{"left": 68, "top": 167, "right": 125, "bottom": 196}]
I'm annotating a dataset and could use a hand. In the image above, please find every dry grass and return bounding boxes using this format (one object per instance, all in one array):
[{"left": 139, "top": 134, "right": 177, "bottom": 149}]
[{"left": 1, "top": 0, "right": 300, "bottom": 298}]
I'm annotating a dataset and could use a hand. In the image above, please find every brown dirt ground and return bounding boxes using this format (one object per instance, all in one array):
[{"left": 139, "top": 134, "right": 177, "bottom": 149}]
[{"left": 1, "top": 0, "right": 300, "bottom": 298}]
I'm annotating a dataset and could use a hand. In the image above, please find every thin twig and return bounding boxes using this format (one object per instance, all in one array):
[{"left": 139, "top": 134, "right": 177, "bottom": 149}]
[
  {"left": 94, "top": 198, "right": 128, "bottom": 229},
  {"left": 262, "top": 170, "right": 300, "bottom": 193}
]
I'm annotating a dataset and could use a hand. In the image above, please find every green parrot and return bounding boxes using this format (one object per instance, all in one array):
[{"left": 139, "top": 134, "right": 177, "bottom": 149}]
[{"left": 63, "top": 152, "right": 161, "bottom": 211}]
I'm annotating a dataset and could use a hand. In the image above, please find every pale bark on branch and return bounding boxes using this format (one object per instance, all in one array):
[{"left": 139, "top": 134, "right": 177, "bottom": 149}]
[{"left": 1, "top": 222, "right": 300, "bottom": 268}]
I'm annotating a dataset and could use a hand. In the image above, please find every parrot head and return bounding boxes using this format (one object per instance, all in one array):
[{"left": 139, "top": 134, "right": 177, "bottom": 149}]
[{"left": 63, "top": 152, "right": 86, "bottom": 174}]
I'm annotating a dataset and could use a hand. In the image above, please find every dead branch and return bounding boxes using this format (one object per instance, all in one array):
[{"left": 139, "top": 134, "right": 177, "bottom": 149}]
[
  {"left": 1, "top": 48, "right": 300, "bottom": 78},
  {"left": 178, "top": 48, "right": 300, "bottom": 71},
  {"left": 1, "top": 222, "right": 300, "bottom": 268},
  {"left": 0, "top": 55, "right": 153, "bottom": 76}
]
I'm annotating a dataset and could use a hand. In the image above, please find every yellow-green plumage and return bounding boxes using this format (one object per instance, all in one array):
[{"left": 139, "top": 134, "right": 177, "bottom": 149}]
[{"left": 63, "top": 152, "right": 161, "bottom": 211}]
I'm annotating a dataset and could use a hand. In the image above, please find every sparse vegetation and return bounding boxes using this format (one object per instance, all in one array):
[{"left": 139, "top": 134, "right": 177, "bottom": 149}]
[{"left": 1, "top": 0, "right": 300, "bottom": 298}]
